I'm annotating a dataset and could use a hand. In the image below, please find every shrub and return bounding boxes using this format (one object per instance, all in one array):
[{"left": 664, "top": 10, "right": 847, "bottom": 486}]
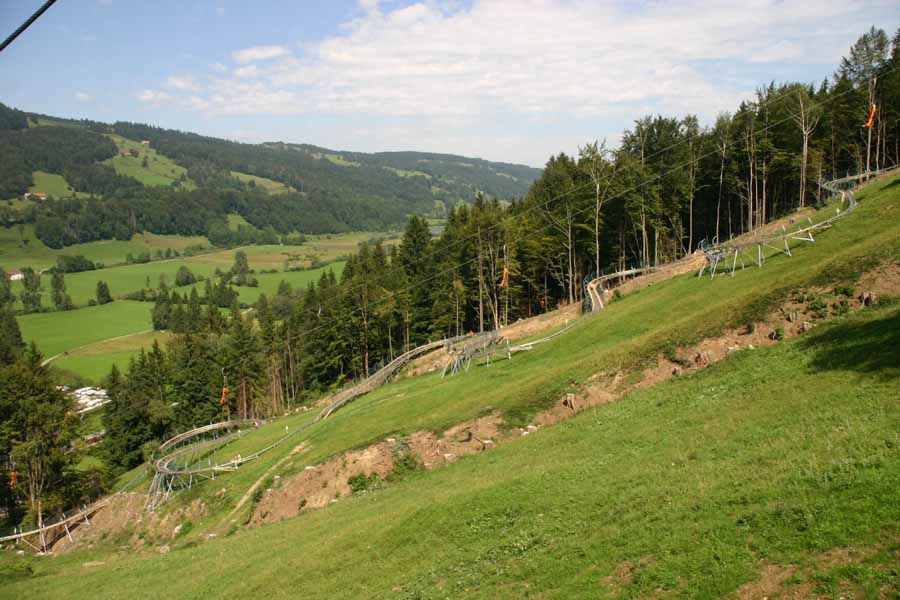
[
  {"left": 348, "top": 473, "right": 380, "bottom": 493},
  {"left": 175, "top": 266, "right": 196, "bottom": 287}
]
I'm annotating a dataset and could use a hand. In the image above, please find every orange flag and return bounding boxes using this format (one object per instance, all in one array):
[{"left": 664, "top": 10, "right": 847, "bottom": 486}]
[{"left": 864, "top": 104, "right": 877, "bottom": 129}]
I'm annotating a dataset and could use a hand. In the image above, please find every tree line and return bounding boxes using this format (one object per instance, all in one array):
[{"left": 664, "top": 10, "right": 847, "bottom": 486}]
[
  {"left": 97, "top": 26, "right": 900, "bottom": 471},
  {"left": 2, "top": 26, "right": 898, "bottom": 530}
]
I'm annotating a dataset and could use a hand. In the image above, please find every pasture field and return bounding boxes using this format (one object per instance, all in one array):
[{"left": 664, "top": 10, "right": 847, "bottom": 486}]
[
  {"left": 5, "top": 175, "right": 900, "bottom": 599},
  {"left": 5, "top": 231, "right": 382, "bottom": 309},
  {"left": 10, "top": 247, "right": 251, "bottom": 308},
  {"left": 27, "top": 171, "right": 88, "bottom": 198},
  {"left": 230, "top": 171, "right": 293, "bottom": 194},
  {"left": 226, "top": 213, "right": 252, "bottom": 230},
  {"left": 53, "top": 330, "right": 173, "bottom": 383},
  {"left": 16, "top": 300, "right": 151, "bottom": 359},
  {"left": 0, "top": 224, "right": 209, "bottom": 272},
  {"left": 103, "top": 134, "right": 194, "bottom": 189},
  {"left": 304, "top": 231, "right": 399, "bottom": 261},
  {"left": 231, "top": 261, "right": 346, "bottom": 304}
]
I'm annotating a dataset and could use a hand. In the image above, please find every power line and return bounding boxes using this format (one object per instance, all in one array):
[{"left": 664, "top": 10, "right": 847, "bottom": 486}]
[{"left": 0, "top": 0, "right": 58, "bottom": 55}]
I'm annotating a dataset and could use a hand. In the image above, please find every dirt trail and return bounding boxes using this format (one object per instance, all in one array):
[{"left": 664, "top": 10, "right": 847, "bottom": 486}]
[{"left": 226, "top": 442, "right": 308, "bottom": 523}]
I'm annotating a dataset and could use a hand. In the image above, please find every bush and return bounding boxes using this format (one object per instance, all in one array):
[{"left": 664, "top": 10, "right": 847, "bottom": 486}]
[
  {"left": 96, "top": 280, "right": 112, "bottom": 305},
  {"left": 175, "top": 266, "right": 196, "bottom": 287},
  {"left": 388, "top": 452, "right": 421, "bottom": 481},
  {"left": 348, "top": 473, "right": 380, "bottom": 493},
  {"left": 55, "top": 254, "right": 97, "bottom": 273}
]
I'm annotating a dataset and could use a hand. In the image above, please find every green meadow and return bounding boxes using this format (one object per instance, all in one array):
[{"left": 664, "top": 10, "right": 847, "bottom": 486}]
[
  {"left": 53, "top": 330, "right": 172, "bottom": 383},
  {"left": 0, "top": 224, "right": 209, "bottom": 273},
  {"left": 4, "top": 175, "right": 899, "bottom": 599},
  {"left": 27, "top": 171, "right": 89, "bottom": 199},
  {"left": 103, "top": 134, "right": 194, "bottom": 189},
  {"left": 230, "top": 171, "right": 293, "bottom": 194},
  {"left": 16, "top": 300, "right": 151, "bottom": 359},
  {"left": 231, "top": 261, "right": 346, "bottom": 304}
]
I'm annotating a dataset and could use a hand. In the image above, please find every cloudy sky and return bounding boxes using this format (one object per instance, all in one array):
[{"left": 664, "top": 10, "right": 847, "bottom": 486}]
[{"left": 0, "top": 0, "right": 897, "bottom": 166}]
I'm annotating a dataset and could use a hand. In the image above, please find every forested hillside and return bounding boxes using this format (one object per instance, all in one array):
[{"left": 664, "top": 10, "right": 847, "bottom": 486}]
[
  {"left": 74, "top": 26, "right": 899, "bottom": 472},
  {"left": 0, "top": 106, "right": 540, "bottom": 247}
]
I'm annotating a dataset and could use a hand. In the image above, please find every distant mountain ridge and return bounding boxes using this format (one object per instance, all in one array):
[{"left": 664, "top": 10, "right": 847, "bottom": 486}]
[{"left": 0, "top": 102, "right": 541, "bottom": 245}]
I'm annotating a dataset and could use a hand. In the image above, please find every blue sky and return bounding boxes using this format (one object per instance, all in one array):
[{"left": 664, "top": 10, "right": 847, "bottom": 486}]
[{"left": 1, "top": 0, "right": 897, "bottom": 167}]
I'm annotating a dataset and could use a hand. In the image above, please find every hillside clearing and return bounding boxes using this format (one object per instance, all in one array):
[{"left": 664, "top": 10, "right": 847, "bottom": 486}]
[
  {"left": 103, "top": 134, "right": 194, "bottom": 189},
  {"left": 229, "top": 171, "right": 293, "bottom": 194}
]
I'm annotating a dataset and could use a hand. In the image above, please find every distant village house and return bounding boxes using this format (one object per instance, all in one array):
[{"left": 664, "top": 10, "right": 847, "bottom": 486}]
[
  {"left": 22, "top": 192, "right": 48, "bottom": 200},
  {"left": 6, "top": 268, "right": 23, "bottom": 281},
  {"left": 141, "top": 140, "right": 150, "bottom": 146}
]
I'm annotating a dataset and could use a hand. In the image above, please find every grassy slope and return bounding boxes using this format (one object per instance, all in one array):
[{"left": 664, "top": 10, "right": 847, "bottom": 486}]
[
  {"left": 16, "top": 300, "right": 151, "bottom": 359},
  {"left": 0, "top": 224, "right": 208, "bottom": 273},
  {"left": 8, "top": 279, "right": 899, "bottom": 599},
  {"left": 5, "top": 232, "right": 377, "bottom": 307},
  {"left": 229, "top": 171, "right": 293, "bottom": 194},
  {"left": 103, "top": 134, "right": 194, "bottom": 189},
  {"left": 53, "top": 331, "right": 173, "bottom": 383},
  {"left": 230, "top": 261, "right": 347, "bottom": 304},
  {"left": 27, "top": 171, "right": 89, "bottom": 199},
  {"left": 5, "top": 176, "right": 900, "bottom": 598}
]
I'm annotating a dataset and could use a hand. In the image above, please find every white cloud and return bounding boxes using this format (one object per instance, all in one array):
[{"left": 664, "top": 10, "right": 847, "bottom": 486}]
[
  {"left": 232, "top": 45, "right": 289, "bottom": 64},
  {"left": 210, "top": 62, "right": 227, "bottom": 73},
  {"left": 74, "top": 91, "right": 92, "bottom": 102},
  {"left": 142, "top": 0, "right": 898, "bottom": 163},
  {"left": 166, "top": 75, "right": 199, "bottom": 91},
  {"left": 357, "top": 0, "right": 380, "bottom": 13},
  {"left": 749, "top": 40, "right": 804, "bottom": 63},
  {"left": 136, "top": 89, "right": 172, "bottom": 104},
  {"left": 233, "top": 65, "right": 260, "bottom": 79}
]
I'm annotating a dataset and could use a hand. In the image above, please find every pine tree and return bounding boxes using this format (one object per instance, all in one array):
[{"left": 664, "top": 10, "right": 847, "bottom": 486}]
[
  {"left": 2, "top": 344, "right": 79, "bottom": 529},
  {"left": 96, "top": 280, "right": 112, "bottom": 305},
  {"left": 19, "top": 267, "right": 42, "bottom": 313}
]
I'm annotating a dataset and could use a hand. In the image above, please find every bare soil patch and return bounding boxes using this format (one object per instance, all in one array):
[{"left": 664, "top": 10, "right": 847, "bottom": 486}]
[
  {"left": 408, "top": 413, "right": 503, "bottom": 469},
  {"left": 857, "top": 259, "right": 900, "bottom": 299},
  {"left": 53, "top": 492, "right": 206, "bottom": 554},
  {"left": 249, "top": 413, "right": 504, "bottom": 526},
  {"left": 250, "top": 440, "right": 395, "bottom": 526},
  {"left": 733, "top": 542, "right": 885, "bottom": 599}
]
